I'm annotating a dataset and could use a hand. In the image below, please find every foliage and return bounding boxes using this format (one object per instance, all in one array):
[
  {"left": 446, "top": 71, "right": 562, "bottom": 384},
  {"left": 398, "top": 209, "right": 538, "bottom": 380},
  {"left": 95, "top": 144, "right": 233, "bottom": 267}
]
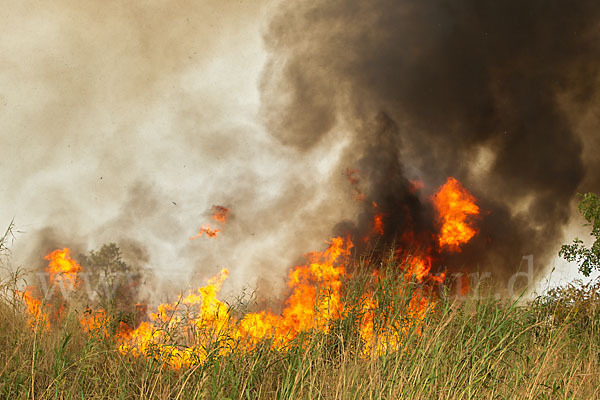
[
  {"left": 78, "top": 243, "right": 145, "bottom": 311},
  {"left": 532, "top": 278, "right": 600, "bottom": 341},
  {"left": 559, "top": 192, "right": 600, "bottom": 276}
]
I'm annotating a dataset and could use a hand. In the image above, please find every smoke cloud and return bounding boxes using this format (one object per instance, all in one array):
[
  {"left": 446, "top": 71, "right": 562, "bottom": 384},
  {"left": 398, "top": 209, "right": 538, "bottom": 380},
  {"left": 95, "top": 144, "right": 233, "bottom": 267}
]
[
  {"left": 2, "top": 1, "right": 600, "bottom": 296},
  {"left": 0, "top": 0, "right": 351, "bottom": 295},
  {"left": 260, "top": 0, "right": 600, "bottom": 280}
]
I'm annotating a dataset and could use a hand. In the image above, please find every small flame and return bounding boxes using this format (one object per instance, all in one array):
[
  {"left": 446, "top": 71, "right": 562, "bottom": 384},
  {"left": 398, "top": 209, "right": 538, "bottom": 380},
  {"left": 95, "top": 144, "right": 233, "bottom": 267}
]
[
  {"left": 80, "top": 308, "right": 108, "bottom": 334},
  {"left": 409, "top": 179, "right": 425, "bottom": 192},
  {"left": 363, "top": 202, "right": 385, "bottom": 242},
  {"left": 190, "top": 205, "right": 229, "bottom": 240},
  {"left": 189, "top": 225, "right": 220, "bottom": 240},
  {"left": 345, "top": 168, "right": 366, "bottom": 202},
  {"left": 404, "top": 253, "right": 433, "bottom": 282},
  {"left": 373, "top": 214, "right": 384, "bottom": 236},
  {"left": 211, "top": 205, "right": 229, "bottom": 223}
]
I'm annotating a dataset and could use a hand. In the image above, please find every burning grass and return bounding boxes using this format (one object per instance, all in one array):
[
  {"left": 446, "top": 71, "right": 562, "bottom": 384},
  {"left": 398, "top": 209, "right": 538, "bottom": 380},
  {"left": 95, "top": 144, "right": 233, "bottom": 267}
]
[
  {"left": 1, "top": 254, "right": 599, "bottom": 399},
  {"left": 1, "top": 178, "right": 599, "bottom": 398}
]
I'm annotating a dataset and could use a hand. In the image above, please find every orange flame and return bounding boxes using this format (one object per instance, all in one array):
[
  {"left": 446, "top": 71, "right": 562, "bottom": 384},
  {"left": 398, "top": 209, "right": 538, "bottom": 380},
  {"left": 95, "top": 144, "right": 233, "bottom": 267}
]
[
  {"left": 409, "top": 179, "right": 425, "bottom": 193},
  {"left": 19, "top": 287, "right": 50, "bottom": 330},
  {"left": 80, "top": 308, "right": 109, "bottom": 334},
  {"left": 189, "top": 225, "right": 220, "bottom": 240},
  {"left": 373, "top": 215, "right": 384, "bottom": 236},
  {"left": 345, "top": 168, "right": 366, "bottom": 202},
  {"left": 189, "top": 205, "right": 229, "bottom": 240},
  {"left": 211, "top": 205, "right": 229, "bottom": 223},
  {"left": 117, "top": 237, "right": 353, "bottom": 367},
  {"left": 359, "top": 289, "right": 432, "bottom": 356},
  {"left": 118, "top": 177, "right": 483, "bottom": 367},
  {"left": 363, "top": 202, "right": 385, "bottom": 242},
  {"left": 116, "top": 268, "right": 232, "bottom": 367},
  {"left": 433, "top": 177, "right": 480, "bottom": 252},
  {"left": 44, "top": 248, "right": 81, "bottom": 287},
  {"left": 116, "top": 232, "right": 447, "bottom": 367},
  {"left": 19, "top": 248, "right": 82, "bottom": 330}
]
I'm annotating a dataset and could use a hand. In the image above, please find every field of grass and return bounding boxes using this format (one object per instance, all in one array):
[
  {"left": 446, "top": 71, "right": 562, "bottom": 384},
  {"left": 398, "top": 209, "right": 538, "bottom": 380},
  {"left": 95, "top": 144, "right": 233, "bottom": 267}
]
[{"left": 1, "top": 252, "right": 599, "bottom": 400}]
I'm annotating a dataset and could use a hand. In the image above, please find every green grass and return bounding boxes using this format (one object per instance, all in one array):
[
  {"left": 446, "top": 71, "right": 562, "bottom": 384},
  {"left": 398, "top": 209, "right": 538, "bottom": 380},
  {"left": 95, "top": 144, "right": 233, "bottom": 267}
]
[{"left": 1, "top": 256, "right": 599, "bottom": 400}]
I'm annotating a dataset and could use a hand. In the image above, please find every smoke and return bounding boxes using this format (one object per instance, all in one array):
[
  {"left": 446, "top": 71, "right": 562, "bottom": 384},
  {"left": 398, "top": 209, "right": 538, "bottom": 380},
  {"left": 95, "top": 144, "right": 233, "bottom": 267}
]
[
  {"left": 2, "top": 0, "right": 600, "bottom": 297},
  {"left": 0, "top": 0, "right": 351, "bottom": 295},
  {"left": 260, "top": 0, "right": 600, "bottom": 279}
]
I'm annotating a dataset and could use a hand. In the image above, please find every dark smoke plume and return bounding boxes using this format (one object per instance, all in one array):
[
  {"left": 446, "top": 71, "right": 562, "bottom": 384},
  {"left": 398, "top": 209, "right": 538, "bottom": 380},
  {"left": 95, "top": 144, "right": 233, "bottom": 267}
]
[{"left": 261, "top": 0, "right": 600, "bottom": 279}]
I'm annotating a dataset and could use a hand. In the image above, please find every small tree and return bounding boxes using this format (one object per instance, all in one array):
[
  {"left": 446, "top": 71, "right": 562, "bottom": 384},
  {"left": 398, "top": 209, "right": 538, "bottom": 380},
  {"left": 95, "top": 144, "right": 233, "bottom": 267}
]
[
  {"left": 559, "top": 193, "right": 600, "bottom": 277},
  {"left": 79, "top": 243, "right": 144, "bottom": 310}
]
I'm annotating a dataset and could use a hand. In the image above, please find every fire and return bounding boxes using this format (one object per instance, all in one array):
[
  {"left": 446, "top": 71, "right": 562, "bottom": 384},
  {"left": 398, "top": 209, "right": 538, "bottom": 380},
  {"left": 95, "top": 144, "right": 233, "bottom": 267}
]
[
  {"left": 18, "top": 248, "right": 82, "bottom": 330},
  {"left": 189, "top": 205, "right": 229, "bottom": 240},
  {"left": 409, "top": 179, "right": 425, "bottom": 193},
  {"left": 274, "top": 235, "right": 350, "bottom": 337},
  {"left": 117, "top": 237, "right": 353, "bottom": 367},
  {"left": 433, "top": 177, "right": 480, "bottom": 252},
  {"left": 359, "top": 289, "right": 433, "bottom": 356},
  {"left": 44, "top": 248, "right": 81, "bottom": 287},
  {"left": 80, "top": 308, "right": 108, "bottom": 334},
  {"left": 371, "top": 202, "right": 385, "bottom": 237},
  {"left": 19, "top": 287, "right": 50, "bottom": 330},
  {"left": 211, "top": 205, "right": 229, "bottom": 223},
  {"left": 345, "top": 168, "right": 366, "bottom": 201},
  {"left": 189, "top": 225, "right": 220, "bottom": 240},
  {"left": 363, "top": 202, "right": 385, "bottom": 242},
  {"left": 19, "top": 176, "right": 483, "bottom": 368},
  {"left": 404, "top": 253, "right": 433, "bottom": 282},
  {"left": 117, "top": 224, "right": 455, "bottom": 367},
  {"left": 116, "top": 268, "right": 233, "bottom": 367}
]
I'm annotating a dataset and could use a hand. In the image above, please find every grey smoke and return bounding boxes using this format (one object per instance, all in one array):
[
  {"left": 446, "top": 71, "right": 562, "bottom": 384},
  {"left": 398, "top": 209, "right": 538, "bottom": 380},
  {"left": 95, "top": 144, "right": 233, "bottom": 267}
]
[
  {"left": 0, "top": 0, "right": 351, "bottom": 296},
  {"left": 1, "top": 1, "right": 599, "bottom": 297},
  {"left": 260, "top": 0, "right": 600, "bottom": 279}
]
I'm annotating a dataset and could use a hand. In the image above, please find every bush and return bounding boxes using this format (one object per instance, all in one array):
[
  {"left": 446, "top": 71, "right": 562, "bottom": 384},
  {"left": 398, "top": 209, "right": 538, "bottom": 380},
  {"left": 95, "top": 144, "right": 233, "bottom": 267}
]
[{"left": 559, "top": 193, "right": 600, "bottom": 276}]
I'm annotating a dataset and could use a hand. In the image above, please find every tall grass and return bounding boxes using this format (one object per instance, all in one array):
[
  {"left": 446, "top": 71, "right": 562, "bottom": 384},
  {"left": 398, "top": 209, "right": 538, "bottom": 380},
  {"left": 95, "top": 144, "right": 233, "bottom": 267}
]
[{"left": 0, "top": 248, "right": 599, "bottom": 399}]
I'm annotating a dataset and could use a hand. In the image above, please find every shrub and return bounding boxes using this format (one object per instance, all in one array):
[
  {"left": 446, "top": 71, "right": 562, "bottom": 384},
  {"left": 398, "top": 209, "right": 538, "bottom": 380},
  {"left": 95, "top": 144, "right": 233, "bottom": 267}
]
[{"left": 559, "top": 193, "right": 600, "bottom": 276}]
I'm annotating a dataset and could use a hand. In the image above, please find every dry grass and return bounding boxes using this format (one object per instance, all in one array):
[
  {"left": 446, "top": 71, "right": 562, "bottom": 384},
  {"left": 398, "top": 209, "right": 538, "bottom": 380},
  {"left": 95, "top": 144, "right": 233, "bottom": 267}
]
[
  {"left": 1, "top": 227, "right": 599, "bottom": 399},
  {"left": 0, "top": 265, "right": 598, "bottom": 399}
]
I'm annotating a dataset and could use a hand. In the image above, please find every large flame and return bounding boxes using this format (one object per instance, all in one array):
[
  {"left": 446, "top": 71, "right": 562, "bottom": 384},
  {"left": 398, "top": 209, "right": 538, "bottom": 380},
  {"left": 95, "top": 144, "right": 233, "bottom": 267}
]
[
  {"left": 242, "top": 235, "right": 352, "bottom": 343},
  {"left": 115, "top": 230, "right": 449, "bottom": 367},
  {"left": 117, "top": 237, "right": 353, "bottom": 367},
  {"left": 433, "top": 177, "right": 480, "bottom": 252},
  {"left": 44, "top": 248, "right": 81, "bottom": 287},
  {"left": 18, "top": 248, "right": 82, "bottom": 330}
]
